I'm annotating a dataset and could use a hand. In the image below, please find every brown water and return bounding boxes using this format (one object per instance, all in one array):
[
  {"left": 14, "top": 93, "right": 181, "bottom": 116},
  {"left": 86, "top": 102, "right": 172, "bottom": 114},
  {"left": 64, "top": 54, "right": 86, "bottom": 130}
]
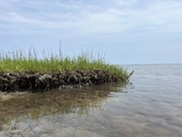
[{"left": 0, "top": 64, "right": 182, "bottom": 137}]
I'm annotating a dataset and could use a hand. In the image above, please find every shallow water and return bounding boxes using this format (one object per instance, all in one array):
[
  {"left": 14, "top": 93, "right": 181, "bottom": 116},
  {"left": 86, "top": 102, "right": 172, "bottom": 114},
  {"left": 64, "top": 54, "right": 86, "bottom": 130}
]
[{"left": 1, "top": 64, "right": 182, "bottom": 137}]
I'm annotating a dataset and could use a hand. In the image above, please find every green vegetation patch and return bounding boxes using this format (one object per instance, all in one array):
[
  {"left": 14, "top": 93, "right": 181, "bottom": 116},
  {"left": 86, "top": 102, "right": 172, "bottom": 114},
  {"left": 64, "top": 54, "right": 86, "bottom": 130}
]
[{"left": 0, "top": 49, "right": 129, "bottom": 80}]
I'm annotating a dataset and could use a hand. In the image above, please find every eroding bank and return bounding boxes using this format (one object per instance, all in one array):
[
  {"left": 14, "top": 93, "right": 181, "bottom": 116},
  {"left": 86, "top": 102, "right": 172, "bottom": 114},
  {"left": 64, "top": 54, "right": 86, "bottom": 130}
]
[
  {"left": 0, "top": 49, "right": 130, "bottom": 92},
  {"left": 0, "top": 70, "right": 128, "bottom": 92}
]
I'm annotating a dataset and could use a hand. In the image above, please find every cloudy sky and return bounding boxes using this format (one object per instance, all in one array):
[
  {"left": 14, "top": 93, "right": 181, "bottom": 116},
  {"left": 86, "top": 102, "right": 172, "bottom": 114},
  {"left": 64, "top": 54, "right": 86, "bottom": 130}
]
[{"left": 0, "top": 0, "right": 182, "bottom": 64}]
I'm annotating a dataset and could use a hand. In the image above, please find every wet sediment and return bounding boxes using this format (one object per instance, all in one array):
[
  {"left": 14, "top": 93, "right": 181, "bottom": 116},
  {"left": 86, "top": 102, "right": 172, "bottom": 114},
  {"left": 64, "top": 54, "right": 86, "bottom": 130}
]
[{"left": 0, "top": 70, "right": 126, "bottom": 92}]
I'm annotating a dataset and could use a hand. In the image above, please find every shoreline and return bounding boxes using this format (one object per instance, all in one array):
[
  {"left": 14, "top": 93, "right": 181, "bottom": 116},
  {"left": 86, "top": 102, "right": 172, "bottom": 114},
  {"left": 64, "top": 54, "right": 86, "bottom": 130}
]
[{"left": 0, "top": 70, "right": 128, "bottom": 92}]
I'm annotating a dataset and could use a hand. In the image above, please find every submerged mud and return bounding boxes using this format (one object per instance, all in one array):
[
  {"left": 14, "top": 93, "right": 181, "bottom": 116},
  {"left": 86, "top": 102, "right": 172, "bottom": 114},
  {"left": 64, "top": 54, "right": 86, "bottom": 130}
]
[
  {"left": 0, "top": 70, "right": 125, "bottom": 92},
  {"left": 0, "top": 82, "right": 126, "bottom": 127}
]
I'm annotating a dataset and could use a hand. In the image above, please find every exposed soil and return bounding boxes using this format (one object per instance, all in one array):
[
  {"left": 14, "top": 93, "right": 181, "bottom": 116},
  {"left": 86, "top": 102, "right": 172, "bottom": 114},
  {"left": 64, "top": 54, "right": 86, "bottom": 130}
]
[{"left": 0, "top": 70, "right": 126, "bottom": 92}]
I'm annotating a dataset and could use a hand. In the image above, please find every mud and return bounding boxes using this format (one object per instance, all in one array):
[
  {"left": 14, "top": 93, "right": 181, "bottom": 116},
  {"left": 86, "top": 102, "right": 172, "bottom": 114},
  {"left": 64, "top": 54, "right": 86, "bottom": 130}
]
[
  {"left": 0, "top": 70, "right": 125, "bottom": 92},
  {"left": 0, "top": 82, "right": 126, "bottom": 126}
]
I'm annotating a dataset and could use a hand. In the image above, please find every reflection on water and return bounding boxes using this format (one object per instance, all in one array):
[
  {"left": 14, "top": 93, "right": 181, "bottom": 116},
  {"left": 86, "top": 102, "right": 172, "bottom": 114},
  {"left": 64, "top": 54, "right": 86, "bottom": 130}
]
[
  {"left": 1, "top": 64, "right": 182, "bottom": 137},
  {"left": 0, "top": 82, "right": 126, "bottom": 126}
]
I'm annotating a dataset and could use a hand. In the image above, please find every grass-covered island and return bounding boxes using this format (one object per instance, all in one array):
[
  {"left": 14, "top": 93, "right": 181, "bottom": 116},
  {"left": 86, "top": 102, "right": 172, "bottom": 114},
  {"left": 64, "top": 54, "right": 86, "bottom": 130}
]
[{"left": 0, "top": 50, "right": 130, "bottom": 92}]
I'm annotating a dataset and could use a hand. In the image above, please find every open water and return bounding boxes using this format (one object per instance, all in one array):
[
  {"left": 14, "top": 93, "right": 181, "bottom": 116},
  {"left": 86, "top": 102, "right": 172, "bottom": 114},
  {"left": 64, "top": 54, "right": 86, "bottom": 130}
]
[{"left": 0, "top": 64, "right": 182, "bottom": 137}]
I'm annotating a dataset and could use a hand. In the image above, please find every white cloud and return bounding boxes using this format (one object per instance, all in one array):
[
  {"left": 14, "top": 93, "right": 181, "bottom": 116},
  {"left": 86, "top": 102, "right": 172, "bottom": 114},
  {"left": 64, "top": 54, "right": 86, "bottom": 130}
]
[
  {"left": 0, "top": 0, "right": 182, "bottom": 36},
  {"left": 0, "top": 12, "right": 37, "bottom": 23},
  {"left": 114, "top": 0, "right": 137, "bottom": 6},
  {"left": 128, "top": 0, "right": 182, "bottom": 32}
]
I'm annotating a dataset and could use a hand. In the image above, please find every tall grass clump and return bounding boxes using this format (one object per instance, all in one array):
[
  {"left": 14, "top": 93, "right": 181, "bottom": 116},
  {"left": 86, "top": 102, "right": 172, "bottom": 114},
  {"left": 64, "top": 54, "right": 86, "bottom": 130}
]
[{"left": 0, "top": 49, "right": 129, "bottom": 79}]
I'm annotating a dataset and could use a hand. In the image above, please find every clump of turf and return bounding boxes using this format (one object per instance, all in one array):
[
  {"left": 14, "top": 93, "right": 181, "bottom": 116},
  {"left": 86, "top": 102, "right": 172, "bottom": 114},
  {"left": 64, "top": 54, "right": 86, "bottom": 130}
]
[{"left": 0, "top": 48, "right": 129, "bottom": 80}]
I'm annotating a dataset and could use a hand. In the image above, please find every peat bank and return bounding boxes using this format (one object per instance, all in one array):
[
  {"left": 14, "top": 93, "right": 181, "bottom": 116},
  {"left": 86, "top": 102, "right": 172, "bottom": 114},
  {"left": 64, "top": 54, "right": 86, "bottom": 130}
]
[{"left": 0, "top": 51, "right": 129, "bottom": 92}]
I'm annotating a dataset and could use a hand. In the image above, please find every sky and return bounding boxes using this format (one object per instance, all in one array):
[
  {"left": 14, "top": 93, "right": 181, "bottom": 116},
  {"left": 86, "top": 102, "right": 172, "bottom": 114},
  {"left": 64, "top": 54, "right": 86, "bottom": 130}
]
[{"left": 0, "top": 0, "right": 182, "bottom": 64}]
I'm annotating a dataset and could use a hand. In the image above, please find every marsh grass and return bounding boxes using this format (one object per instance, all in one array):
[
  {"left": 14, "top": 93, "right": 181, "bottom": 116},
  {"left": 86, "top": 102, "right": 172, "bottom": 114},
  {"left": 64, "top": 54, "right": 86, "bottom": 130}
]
[{"left": 0, "top": 49, "right": 129, "bottom": 79}]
